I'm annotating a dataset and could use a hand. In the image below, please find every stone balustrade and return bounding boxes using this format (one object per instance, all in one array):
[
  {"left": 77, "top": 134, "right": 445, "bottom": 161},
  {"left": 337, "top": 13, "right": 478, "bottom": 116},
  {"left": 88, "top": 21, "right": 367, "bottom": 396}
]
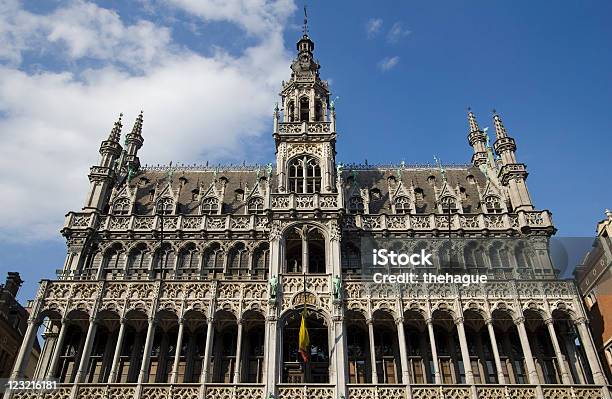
[{"left": 6, "top": 383, "right": 611, "bottom": 399}]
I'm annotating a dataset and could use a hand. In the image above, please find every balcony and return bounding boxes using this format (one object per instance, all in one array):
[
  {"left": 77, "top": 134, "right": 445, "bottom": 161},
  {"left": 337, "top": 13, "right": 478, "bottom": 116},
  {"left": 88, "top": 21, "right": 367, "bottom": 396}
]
[{"left": 7, "top": 383, "right": 611, "bottom": 399}]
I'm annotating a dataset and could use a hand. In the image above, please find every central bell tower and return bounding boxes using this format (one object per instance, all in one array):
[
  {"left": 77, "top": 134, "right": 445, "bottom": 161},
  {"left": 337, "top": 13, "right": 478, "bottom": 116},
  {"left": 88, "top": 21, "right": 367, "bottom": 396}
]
[{"left": 273, "top": 12, "right": 337, "bottom": 194}]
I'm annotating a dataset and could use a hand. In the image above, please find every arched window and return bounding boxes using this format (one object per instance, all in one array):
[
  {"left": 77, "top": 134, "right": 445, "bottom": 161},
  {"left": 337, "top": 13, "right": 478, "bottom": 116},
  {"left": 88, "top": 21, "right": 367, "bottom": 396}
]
[
  {"left": 201, "top": 197, "right": 219, "bottom": 215},
  {"left": 153, "top": 243, "right": 175, "bottom": 278},
  {"left": 514, "top": 242, "right": 535, "bottom": 269},
  {"left": 464, "top": 241, "right": 486, "bottom": 271},
  {"left": 253, "top": 243, "right": 270, "bottom": 278},
  {"left": 127, "top": 243, "right": 150, "bottom": 275},
  {"left": 440, "top": 196, "right": 458, "bottom": 214},
  {"left": 103, "top": 244, "right": 125, "bottom": 277},
  {"left": 315, "top": 99, "right": 323, "bottom": 121},
  {"left": 228, "top": 243, "right": 249, "bottom": 276},
  {"left": 484, "top": 196, "right": 503, "bottom": 213},
  {"left": 287, "top": 100, "right": 295, "bottom": 122},
  {"left": 299, "top": 97, "right": 309, "bottom": 122},
  {"left": 438, "top": 241, "right": 460, "bottom": 269},
  {"left": 341, "top": 242, "right": 361, "bottom": 274},
  {"left": 308, "top": 228, "right": 326, "bottom": 274},
  {"left": 288, "top": 156, "right": 321, "bottom": 193},
  {"left": 203, "top": 243, "right": 224, "bottom": 278},
  {"left": 156, "top": 197, "right": 174, "bottom": 215},
  {"left": 348, "top": 196, "right": 364, "bottom": 214},
  {"left": 489, "top": 242, "right": 510, "bottom": 269},
  {"left": 113, "top": 198, "right": 131, "bottom": 215},
  {"left": 395, "top": 196, "right": 411, "bottom": 214},
  {"left": 178, "top": 243, "right": 200, "bottom": 276},
  {"left": 285, "top": 228, "right": 302, "bottom": 274},
  {"left": 248, "top": 197, "right": 265, "bottom": 214}
]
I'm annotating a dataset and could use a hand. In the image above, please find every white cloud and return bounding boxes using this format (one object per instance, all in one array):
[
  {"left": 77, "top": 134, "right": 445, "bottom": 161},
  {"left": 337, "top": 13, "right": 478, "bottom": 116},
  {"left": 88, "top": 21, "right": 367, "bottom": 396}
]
[
  {"left": 0, "top": 0, "right": 295, "bottom": 241},
  {"left": 365, "top": 18, "right": 382, "bottom": 38},
  {"left": 377, "top": 56, "right": 399, "bottom": 71},
  {"left": 387, "top": 22, "right": 411, "bottom": 43},
  {"left": 0, "top": 0, "right": 174, "bottom": 70},
  {"left": 164, "top": 0, "right": 296, "bottom": 37}
]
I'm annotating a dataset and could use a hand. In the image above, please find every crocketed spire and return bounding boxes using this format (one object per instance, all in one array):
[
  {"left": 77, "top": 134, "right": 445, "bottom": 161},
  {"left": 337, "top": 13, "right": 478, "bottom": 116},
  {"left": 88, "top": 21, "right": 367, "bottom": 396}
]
[
  {"left": 108, "top": 113, "right": 123, "bottom": 142},
  {"left": 467, "top": 107, "right": 480, "bottom": 133},
  {"left": 492, "top": 110, "right": 508, "bottom": 139}
]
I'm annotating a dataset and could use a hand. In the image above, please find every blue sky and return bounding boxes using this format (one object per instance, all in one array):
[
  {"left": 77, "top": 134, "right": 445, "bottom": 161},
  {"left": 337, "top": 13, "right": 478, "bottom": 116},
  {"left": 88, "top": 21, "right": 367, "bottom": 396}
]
[{"left": 1, "top": 0, "right": 611, "bottom": 301}]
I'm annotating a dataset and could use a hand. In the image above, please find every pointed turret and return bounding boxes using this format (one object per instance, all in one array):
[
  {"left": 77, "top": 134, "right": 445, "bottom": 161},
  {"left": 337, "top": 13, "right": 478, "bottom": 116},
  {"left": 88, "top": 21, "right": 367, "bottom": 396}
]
[
  {"left": 125, "top": 111, "right": 144, "bottom": 170},
  {"left": 492, "top": 110, "right": 517, "bottom": 165},
  {"left": 98, "top": 113, "right": 123, "bottom": 169},
  {"left": 466, "top": 108, "right": 488, "bottom": 167},
  {"left": 490, "top": 110, "right": 533, "bottom": 211},
  {"left": 83, "top": 114, "right": 124, "bottom": 211}
]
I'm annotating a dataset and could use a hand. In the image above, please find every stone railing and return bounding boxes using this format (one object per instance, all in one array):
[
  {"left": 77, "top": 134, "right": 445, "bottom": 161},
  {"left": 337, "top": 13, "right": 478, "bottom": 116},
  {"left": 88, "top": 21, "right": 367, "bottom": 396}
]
[
  {"left": 64, "top": 213, "right": 270, "bottom": 233},
  {"left": 346, "top": 384, "right": 610, "bottom": 399},
  {"left": 343, "top": 210, "right": 553, "bottom": 232},
  {"left": 277, "top": 121, "right": 332, "bottom": 134},
  {"left": 270, "top": 193, "right": 339, "bottom": 210},
  {"left": 7, "top": 383, "right": 610, "bottom": 399}
]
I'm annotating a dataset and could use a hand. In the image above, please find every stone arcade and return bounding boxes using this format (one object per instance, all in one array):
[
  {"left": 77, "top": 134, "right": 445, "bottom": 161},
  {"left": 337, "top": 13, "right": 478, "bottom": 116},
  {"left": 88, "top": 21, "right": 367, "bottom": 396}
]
[{"left": 6, "top": 18, "right": 611, "bottom": 399}]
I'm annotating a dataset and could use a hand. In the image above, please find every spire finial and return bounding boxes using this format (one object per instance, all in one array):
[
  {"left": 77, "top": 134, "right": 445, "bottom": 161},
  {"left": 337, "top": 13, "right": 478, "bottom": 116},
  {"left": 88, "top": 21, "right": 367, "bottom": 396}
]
[
  {"left": 131, "top": 110, "right": 144, "bottom": 137},
  {"left": 109, "top": 113, "right": 123, "bottom": 142},
  {"left": 492, "top": 109, "right": 508, "bottom": 139},
  {"left": 467, "top": 107, "right": 480, "bottom": 133},
  {"left": 303, "top": 5, "right": 308, "bottom": 36}
]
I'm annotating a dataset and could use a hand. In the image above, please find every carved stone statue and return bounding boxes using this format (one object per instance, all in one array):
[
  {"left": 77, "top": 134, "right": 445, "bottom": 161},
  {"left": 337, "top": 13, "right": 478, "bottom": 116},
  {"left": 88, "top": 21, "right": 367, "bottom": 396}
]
[
  {"left": 269, "top": 275, "right": 278, "bottom": 299},
  {"left": 332, "top": 275, "right": 342, "bottom": 300}
]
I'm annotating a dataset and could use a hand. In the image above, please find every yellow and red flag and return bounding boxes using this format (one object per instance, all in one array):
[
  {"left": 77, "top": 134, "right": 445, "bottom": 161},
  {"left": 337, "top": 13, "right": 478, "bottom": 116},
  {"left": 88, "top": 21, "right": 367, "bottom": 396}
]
[{"left": 298, "top": 310, "right": 310, "bottom": 363}]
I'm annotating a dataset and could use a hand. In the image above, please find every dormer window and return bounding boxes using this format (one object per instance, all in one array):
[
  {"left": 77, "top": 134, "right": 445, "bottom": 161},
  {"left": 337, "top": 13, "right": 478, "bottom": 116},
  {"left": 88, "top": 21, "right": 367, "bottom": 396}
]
[
  {"left": 348, "top": 196, "right": 364, "bottom": 214},
  {"left": 156, "top": 197, "right": 174, "bottom": 215},
  {"left": 484, "top": 196, "right": 503, "bottom": 213},
  {"left": 112, "top": 197, "right": 131, "bottom": 215},
  {"left": 395, "top": 196, "right": 411, "bottom": 214},
  {"left": 414, "top": 188, "right": 424, "bottom": 201},
  {"left": 288, "top": 156, "right": 321, "bottom": 193},
  {"left": 201, "top": 197, "right": 219, "bottom": 215},
  {"left": 248, "top": 197, "right": 265, "bottom": 214},
  {"left": 235, "top": 189, "right": 244, "bottom": 201},
  {"left": 440, "top": 196, "right": 458, "bottom": 214},
  {"left": 427, "top": 176, "right": 436, "bottom": 185},
  {"left": 191, "top": 188, "right": 199, "bottom": 201},
  {"left": 370, "top": 188, "right": 381, "bottom": 200}
]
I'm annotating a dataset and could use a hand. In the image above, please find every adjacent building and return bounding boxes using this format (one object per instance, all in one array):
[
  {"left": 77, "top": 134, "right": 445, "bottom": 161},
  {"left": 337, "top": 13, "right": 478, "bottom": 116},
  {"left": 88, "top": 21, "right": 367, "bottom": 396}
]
[
  {"left": 575, "top": 210, "right": 612, "bottom": 383},
  {"left": 0, "top": 272, "right": 40, "bottom": 380},
  {"left": 6, "top": 19, "right": 611, "bottom": 399}
]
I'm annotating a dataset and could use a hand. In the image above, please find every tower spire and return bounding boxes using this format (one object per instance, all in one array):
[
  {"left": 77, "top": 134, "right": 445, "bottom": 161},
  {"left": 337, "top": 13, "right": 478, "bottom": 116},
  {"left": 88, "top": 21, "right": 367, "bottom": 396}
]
[
  {"left": 466, "top": 108, "right": 487, "bottom": 167},
  {"left": 492, "top": 109, "right": 508, "bottom": 139},
  {"left": 108, "top": 113, "right": 123, "bottom": 142},
  {"left": 303, "top": 5, "right": 308, "bottom": 36},
  {"left": 125, "top": 111, "right": 145, "bottom": 171},
  {"left": 468, "top": 107, "right": 480, "bottom": 133}
]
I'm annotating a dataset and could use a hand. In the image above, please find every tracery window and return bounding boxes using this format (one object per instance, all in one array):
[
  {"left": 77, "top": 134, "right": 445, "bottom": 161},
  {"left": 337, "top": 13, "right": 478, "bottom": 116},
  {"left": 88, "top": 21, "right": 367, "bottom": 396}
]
[
  {"left": 440, "top": 196, "right": 458, "bottom": 214},
  {"left": 103, "top": 243, "right": 125, "bottom": 276},
  {"left": 127, "top": 243, "right": 150, "bottom": 275},
  {"left": 348, "top": 196, "right": 364, "bottom": 214},
  {"left": 113, "top": 197, "right": 131, "bottom": 215},
  {"left": 228, "top": 243, "right": 249, "bottom": 276},
  {"left": 395, "top": 196, "right": 411, "bottom": 214},
  {"left": 248, "top": 197, "right": 265, "bottom": 214},
  {"left": 288, "top": 156, "right": 321, "bottom": 193},
  {"left": 341, "top": 242, "right": 361, "bottom": 274},
  {"left": 178, "top": 243, "right": 200, "bottom": 275},
  {"left": 203, "top": 243, "right": 224, "bottom": 278},
  {"left": 152, "top": 243, "right": 175, "bottom": 278},
  {"left": 484, "top": 195, "right": 503, "bottom": 213},
  {"left": 156, "top": 197, "right": 174, "bottom": 215},
  {"left": 253, "top": 243, "right": 270, "bottom": 278},
  {"left": 201, "top": 197, "right": 219, "bottom": 215}
]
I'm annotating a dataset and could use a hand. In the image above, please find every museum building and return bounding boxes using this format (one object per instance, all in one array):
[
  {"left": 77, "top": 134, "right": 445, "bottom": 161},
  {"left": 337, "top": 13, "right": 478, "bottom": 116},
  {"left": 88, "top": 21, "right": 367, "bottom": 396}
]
[{"left": 6, "top": 20, "right": 611, "bottom": 399}]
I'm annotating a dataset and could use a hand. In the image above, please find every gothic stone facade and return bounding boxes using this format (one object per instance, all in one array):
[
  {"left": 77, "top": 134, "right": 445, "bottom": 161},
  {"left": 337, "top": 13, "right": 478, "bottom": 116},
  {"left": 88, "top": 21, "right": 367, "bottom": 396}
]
[{"left": 6, "top": 29, "right": 612, "bottom": 399}]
